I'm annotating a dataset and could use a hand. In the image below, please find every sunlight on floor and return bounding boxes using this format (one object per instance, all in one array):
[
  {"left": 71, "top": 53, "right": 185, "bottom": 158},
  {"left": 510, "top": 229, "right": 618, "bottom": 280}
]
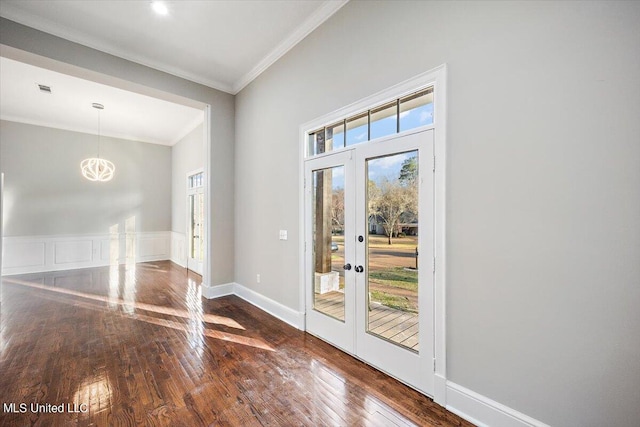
[
  {"left": 3, "top": 277, "right": 245, "bottom": 329},
  {"left": 186, "top": 276, "right": 205, "bottom": 358},
  {"left": 2, "top": 277, "right": 274, "bottom": 352},
  {"left": 73, "top": 373, "right": 113, "bottom": 417}
]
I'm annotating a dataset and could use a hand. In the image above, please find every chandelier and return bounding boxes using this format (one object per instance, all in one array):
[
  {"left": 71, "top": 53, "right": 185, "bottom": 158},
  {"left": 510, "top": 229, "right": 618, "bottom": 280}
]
[{"left": 81, "top": 103, "right": 115, "bottom": 182}]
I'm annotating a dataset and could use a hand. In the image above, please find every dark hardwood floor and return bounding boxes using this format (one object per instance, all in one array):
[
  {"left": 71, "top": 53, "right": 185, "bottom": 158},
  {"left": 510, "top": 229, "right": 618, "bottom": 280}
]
[{"left": 0, "top": 261, "right": 472, "bottom": 426}]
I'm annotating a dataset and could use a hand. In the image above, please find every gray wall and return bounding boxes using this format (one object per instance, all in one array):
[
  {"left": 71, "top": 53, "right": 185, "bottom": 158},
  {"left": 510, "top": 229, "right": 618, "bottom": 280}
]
[
  {"left": 0, "top": 120, "right": 171, "bottom": 236},
  {"left": 2, "top": 2, "right": 639, "bottom": 426},
  {"left": 234, "top": 2, "right": 640, "bottom": 426},
  {"left": 171, "top": 123, "right": 204, "bottom": 235},
  {"left": 0, "top": 17, "right": 236, "bottom": 285}
]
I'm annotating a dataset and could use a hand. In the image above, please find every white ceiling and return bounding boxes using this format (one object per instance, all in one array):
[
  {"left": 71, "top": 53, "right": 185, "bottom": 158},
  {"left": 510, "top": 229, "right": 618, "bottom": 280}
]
[
  {"left": 0, "top": 56, "right": 204, "bottom": 146},
  {"left": 0, "top": 0, "right": 347, "bottom": 94},
  {"left": 0, "top": 0, "right": 347, "bottom": 145}
]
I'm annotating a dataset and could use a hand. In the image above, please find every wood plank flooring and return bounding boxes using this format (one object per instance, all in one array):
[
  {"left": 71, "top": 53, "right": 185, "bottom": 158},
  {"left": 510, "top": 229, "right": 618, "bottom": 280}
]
[{"left": 0, "top": 261, "right": 473, "bottom": 427}]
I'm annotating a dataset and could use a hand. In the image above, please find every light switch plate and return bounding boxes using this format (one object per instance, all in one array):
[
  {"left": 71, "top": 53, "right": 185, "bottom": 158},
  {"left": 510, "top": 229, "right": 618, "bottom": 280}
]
[{"left": 279, "top": 230, "right": 288, "bottom": 240}]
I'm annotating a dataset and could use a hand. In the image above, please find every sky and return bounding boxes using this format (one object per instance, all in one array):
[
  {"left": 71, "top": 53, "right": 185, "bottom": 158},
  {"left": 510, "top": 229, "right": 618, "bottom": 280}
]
[
  {"left": 319, "top": 100, "right": 432, "bottom": 190},
  {"left": 343, "top": 101, "right": 433, "bottom": 148}
]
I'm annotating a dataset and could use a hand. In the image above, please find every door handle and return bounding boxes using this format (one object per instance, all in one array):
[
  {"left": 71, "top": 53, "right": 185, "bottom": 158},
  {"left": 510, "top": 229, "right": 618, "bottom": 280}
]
[
  {"left": 343, "top": 263, "right": 352, "bottom": 271},
  {"left": 354, "top": 265, "right": 364, "bottom": 273}
]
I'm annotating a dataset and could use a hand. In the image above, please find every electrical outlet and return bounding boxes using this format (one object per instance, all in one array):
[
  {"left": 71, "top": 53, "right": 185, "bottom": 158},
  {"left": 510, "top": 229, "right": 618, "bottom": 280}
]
[{"left": 256, "top": 274, "right": 261, "bottom": 284}]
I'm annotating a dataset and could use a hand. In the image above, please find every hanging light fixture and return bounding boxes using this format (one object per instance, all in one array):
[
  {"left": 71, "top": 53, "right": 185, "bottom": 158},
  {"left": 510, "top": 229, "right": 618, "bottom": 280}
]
[{"left": 81, "top": 103, "right": 115, "bottom": 182}]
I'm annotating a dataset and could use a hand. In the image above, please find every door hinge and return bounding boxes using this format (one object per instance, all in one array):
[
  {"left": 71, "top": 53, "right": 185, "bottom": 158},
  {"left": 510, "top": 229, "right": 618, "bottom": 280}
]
[
  {"left": 432, "top": 256, "right": 436, "bottom": 273},
  {"left": 433, "top": 155, "right": 436, "bottom": 172},
  {"left": 433, "top": 358, "right": 436, "bottom": 372}
]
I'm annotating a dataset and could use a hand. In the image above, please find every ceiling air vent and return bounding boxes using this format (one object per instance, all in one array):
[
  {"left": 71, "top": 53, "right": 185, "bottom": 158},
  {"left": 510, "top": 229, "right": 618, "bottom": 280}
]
[{"left": 37, "top": 84, "right": 52, "bottom": 94}]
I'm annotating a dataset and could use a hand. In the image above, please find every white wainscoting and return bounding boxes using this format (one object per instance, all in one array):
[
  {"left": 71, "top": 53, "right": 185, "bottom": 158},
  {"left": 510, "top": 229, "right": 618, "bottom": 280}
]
[
  {"left": 1, "top": 231, "right": 172, "bottom": 276},
  {"left": 170, "top": 232, "right": 187, "bottom": 268}
]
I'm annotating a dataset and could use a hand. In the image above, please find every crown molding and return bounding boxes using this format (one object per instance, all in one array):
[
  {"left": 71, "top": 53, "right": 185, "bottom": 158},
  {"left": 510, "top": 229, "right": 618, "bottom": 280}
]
[
  {"left": 1, "top": 1, "right": 349, "bottom": 95},
  {"left": 231, "top": 0, "right": 349, "bottom": 94},
  {"left": 0, "top": 5, "right": 234, "bottom": 94}
]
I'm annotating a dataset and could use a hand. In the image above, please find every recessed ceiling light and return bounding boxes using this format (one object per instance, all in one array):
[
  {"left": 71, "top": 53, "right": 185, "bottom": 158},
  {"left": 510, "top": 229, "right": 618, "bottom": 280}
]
[
  {"left": 37, "top": 84, "right": 52, "bottom": 94},
  {"left": 151, "top": 1, "right": 168, "bottom": 16}
]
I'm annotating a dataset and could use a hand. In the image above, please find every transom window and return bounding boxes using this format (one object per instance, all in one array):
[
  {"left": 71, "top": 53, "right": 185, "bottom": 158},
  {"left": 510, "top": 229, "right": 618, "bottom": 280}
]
[
  {"left": 188, "top": 172, "right": 203, "bottom": 189},
  {"left": 307, "top": 87, "right": 433, "bottom": 157}
]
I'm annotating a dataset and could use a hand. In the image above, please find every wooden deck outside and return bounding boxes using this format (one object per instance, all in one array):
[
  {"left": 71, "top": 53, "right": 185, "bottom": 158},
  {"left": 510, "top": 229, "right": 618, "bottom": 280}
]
[{"left": 314, "top": 290, "right": 419, "bottom": 351}]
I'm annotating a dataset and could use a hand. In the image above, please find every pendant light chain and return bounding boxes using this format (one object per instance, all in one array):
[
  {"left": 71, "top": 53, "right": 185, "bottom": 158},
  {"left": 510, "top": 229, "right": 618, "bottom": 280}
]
[
  {"left": 81, "top": 102, "right": 115, "bottom": 182},
  {"left": 97, "top": 106, "right": 101, "bottom": 158}
]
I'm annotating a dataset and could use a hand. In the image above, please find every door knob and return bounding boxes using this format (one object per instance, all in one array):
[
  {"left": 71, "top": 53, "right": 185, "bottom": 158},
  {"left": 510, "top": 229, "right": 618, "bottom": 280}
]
[
  {"left": 343, "top": 263, "right": 352, "bottom": 271},
  {"left": 354, "top": 265, "right": 364, "bottom": 273}
]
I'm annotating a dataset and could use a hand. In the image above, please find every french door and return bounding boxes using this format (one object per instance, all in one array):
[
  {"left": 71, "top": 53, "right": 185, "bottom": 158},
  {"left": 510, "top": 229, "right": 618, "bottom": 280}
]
[
  {"left": 187, "top": 171, "right": 204, "bottom": 275},
  {"left": 305, "top": 129, "right": 434, "bottom": 395}
]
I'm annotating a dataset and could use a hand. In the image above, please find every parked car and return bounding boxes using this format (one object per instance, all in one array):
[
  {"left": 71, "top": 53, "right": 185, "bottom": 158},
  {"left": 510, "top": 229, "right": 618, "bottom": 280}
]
[{"left": 331, "top": 242, "right": 339, "bottom": 252}]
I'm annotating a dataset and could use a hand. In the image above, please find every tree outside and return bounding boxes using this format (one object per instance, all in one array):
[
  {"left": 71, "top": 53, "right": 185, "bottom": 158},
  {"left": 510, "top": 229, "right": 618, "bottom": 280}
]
[{"left": 368, "top": 155, "right": 418, "bottom": 245}]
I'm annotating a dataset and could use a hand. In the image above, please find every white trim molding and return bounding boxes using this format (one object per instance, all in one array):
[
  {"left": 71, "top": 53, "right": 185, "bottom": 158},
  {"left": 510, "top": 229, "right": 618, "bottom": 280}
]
[
  {"left": 234, "top": 283, "right": 305, "bottom": 330},
  {"left": 1, "top": 231, "right": 171, "bottom": 276},
  {"left": 1, "top": 2, "right": 349, "bottom": 95},
  {"left": 170, "top": 231, "right": 187, "bottom": 268},
  {"left": 202, "top": 104, "right": 212, "bottom": 289},
  {"left": 232, "top": 0, "right": 349, "bottom": 94},
  {"left": 298, "top": 64, "right": 448, "bottom": 403},
  {"left": 0, "top": 5, "right": 233, "bottom": 93},
  {"left": 433, "top": 64, "right": 448, "bottom": 407},
  {"left": 202, "top": 282, "right": 305, "bottom": 330},
  {"left": 201, "top": 282, "right": 235, "bottom": 299},
  {"left": 446, "top": 382, "right": 551, "bottom": 427}
]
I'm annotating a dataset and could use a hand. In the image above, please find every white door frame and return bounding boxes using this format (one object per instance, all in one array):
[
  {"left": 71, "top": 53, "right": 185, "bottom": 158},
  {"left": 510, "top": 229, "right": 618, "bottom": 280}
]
[
  {"left": 353, "top": 129, "right": 435, "bottom": 395},
  {"left": 202, "top": 106, "right": 212, "bottom": 288},
  {"left": 187, "top": 167, "right": 205, "bottom": 275},
  {"left": 298, "top": 64, "right": 448, "bottom": 405},
  {"left": 0, "top": 47, "right": 213, "bottom": 291},
  {"left": 304, "top": 150, "right": 356, "bottom": 354}
]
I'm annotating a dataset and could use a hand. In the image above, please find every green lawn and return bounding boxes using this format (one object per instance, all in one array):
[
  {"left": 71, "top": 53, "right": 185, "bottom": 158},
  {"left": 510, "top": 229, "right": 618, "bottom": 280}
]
[
  {"left": 328, "top": 235, "right": 419, "bottom": 312},
  {"left": 369, "top": 267, "right": 417, "bottom": 292}
]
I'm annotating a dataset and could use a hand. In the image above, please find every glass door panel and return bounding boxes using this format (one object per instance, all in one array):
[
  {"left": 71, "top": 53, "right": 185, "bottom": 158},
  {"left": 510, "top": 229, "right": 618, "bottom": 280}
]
[
  {"left": 189, "top": 192, "right": 205, "bottom": 263},
  {"left": 189, "top": 194, "right": 197, "bottom": 259},
  {"left": 305, "top": 150, "right": 355, "bottom": 354},
  {"left": 354, "top": 129, "right": 434, "bottom": 395},
  {"left": 305, "top": 130, "right": 433, "bottom": 395},
  {"left": 187, "top": 171, "right": 204, "bottom": 276},
  {"left": 311, "top": 165, "right": 345, "bottom": 321},
  {"left": 366, "top": 151, "right": 419, "bottom": 352},
  {"left": 198, "top": 192, "right": 204, "bottom": 261}
]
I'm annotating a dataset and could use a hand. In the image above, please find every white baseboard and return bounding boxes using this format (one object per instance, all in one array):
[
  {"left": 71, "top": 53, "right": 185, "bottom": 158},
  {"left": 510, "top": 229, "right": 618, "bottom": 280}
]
[
  {"left": 202, "top": 286, "right": 546, "bottom": 427},
  {"left": 233, "top": 283, "right": 305, "bottom": 330},
  {"left": 434, "top": 374, "right": 447, "bottom": 406},
  {"left": 0, "top": 232, "right": 550, "bottom": 427},
  {"left": 2, "top": 232, "right": 171, "bottom": 276},
  {"left": 202, "top": 288, "right": 548, "bottom": 427},
  {"left": 201, "top": 282, "right": 235, "bottom": 299},
  {"left": 202, "top": 281, "right": 304, "bottom": 330},
  {"left": 446, "top": 382, "right": 550, "bottom": 427}
]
